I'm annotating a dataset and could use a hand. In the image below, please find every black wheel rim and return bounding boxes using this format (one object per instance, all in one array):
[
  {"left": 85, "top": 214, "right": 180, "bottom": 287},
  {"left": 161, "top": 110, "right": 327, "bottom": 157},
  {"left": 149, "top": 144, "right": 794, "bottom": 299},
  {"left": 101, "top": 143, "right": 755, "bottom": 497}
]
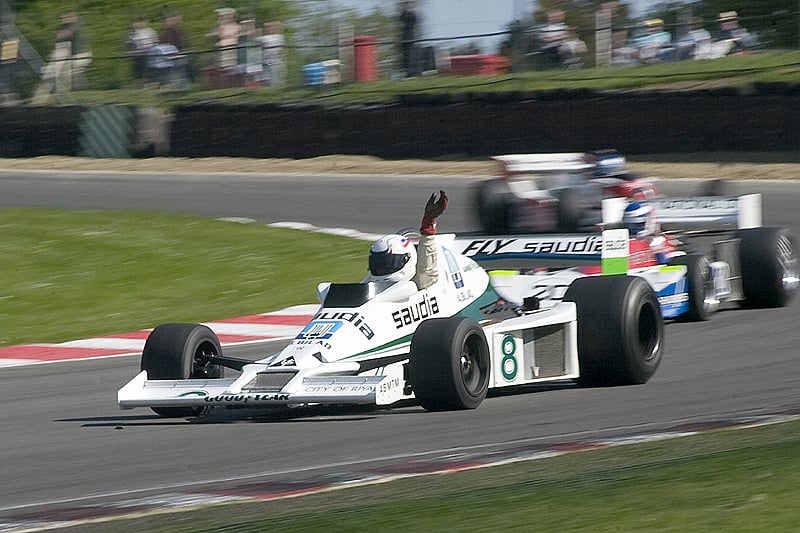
[
  {"left": 190, "top": 340, "right": 222, "bottom": 379},
  {"left": 460, "top": 334, "right": 487, "bottom": 395}
]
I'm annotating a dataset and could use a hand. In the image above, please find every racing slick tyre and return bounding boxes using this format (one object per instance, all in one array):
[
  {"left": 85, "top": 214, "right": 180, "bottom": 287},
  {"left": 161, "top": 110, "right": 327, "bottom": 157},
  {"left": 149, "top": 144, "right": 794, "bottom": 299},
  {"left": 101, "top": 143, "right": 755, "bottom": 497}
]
[
  {"left": 737, "top": 227, "right": 799, "bottom": 308},
  {"left": 408, "top": 316, "right": 490, "bottom": 411},
  {"left": 556, "top": 187, "right": 582, "bottom": 232},
  {"left": 475, "top": 180, "right": 513, "bottom": 234},
  {"left": 563, "top": 276, "right": 663, "bottom": 387},
  {"left": 699, "top": 178, "right": 729, "bottom": 197},
  {"left": 141, "top": 323, "right": 224, "bottom": 418},
  {"left": 668, "top": 254, "right": 716, "bottom": 321}
]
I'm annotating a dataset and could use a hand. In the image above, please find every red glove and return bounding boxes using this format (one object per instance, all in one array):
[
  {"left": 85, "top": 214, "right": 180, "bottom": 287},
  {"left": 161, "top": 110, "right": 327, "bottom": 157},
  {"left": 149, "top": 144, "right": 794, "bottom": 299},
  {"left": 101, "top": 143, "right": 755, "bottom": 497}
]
[{"left": 420, "top": 190, "right": 448, "bottom": 235}]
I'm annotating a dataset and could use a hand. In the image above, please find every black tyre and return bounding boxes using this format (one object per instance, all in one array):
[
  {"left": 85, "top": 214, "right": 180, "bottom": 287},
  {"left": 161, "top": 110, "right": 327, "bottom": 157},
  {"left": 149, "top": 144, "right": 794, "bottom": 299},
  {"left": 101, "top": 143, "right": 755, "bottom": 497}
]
[
  {"left": 141, "top": 323, "right": 223, "bottom": 418},
  {"left": 408, "top": 317, "right": 490, "bottom": 411},
  {"left": 668, "top": 254, "right": 716, "bottom": 321},
  {"left": 563, "top": 276, "right": 663, "bottom": 387},
  {"left": 699, "top": 178, "right": 729, "bottom": 197},
  {"left": 737, "top": 227, "right": 798, "bottom": 308},
  {"left": 475, "top": 180, "right": 513, "bottom": 234},
  {"left": 556, "top": 187, "right": 582, "bottom": 232}
]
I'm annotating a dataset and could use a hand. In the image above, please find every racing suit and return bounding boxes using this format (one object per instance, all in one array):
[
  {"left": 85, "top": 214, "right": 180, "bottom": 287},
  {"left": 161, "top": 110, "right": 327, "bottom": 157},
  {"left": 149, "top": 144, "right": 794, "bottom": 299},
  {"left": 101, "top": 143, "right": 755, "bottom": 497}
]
[{"left": 414, "top": 190, "right": 448, "bottom": 290}]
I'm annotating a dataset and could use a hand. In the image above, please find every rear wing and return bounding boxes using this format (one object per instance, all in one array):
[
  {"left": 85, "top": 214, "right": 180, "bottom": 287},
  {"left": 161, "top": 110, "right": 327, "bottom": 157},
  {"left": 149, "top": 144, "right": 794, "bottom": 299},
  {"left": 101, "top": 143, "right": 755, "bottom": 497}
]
[
  {"left": 492, "top": 150, "right": 626, "bottom": 176},
  {"left": 452, "top": 229, "right": 629, "bottom": 272},
  {"left": 602, "top": 194, "right": 762, "bottom": 231},
  {"left": 493, "top": 153, "right": 594, "bottom": 176}
]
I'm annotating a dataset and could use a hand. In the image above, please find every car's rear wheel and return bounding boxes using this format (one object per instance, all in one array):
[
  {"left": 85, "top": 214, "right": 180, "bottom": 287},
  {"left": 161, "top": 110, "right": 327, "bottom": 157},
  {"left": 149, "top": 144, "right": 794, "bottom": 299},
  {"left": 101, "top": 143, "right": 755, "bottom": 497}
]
[
  {"left": 737, "top": 227, "right": 798, "bottom": 308},
  {"left": 141, "top": 323, "right": 223, "bottom": 418},
  {"left": 556, "top": 187, "right": 582, "bottom": 232},
  {"left": 475, "top": 180, "right": 513, "bottom": 234},
  {"left": 408, "top": 317, "right": 490, "bottom": 411},
  {"left": 563, "top": 276, "right": 663, "bottom": 387}
]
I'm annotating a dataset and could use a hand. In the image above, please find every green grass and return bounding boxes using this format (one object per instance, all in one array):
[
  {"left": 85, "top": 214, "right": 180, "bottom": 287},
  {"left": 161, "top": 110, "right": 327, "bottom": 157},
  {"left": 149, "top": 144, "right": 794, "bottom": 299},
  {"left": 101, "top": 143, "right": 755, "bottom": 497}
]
[
  {"left": 0, "top": 208, "right": 368, "bottom": 346},
  {"left": 23, "top": 50, "right": 800, "bottom": 108},
  {"left": 74, "top": 418, "right": 800, "bottom": 532}
]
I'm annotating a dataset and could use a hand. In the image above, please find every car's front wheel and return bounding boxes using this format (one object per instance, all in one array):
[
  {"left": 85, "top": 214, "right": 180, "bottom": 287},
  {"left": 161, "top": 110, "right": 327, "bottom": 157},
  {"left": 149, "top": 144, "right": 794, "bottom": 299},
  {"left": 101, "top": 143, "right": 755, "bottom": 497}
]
[
  {"left": 141, "top": 323, "right": 223, "bottom": 418},
  {"left": 408, "top": 317, "right": 490, "bottom": 411}
]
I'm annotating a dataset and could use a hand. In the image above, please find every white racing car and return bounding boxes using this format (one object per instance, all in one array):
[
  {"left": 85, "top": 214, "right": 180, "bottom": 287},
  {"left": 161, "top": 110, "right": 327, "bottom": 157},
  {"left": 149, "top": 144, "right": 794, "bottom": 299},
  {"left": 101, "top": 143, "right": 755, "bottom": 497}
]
[{"left": 118, "top": 232, "right": 664, "bottom": 417}]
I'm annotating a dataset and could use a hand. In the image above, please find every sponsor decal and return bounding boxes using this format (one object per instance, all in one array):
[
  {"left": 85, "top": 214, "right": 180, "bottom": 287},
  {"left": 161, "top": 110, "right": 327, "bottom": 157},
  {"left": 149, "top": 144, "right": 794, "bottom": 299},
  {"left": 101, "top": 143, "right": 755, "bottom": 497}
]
[
  {"left": 379, "top": 377, "right": 401, "bottom": 394},
  {"left": 304, "top": 384, "right": 375, "bottom": 394},
  {"left": 297, "top": 320, "right": 341, "bottom": 340},
  {"left": 178, "top": 390, "right": 208, "bottom": 398},
  {"left": 654, "top": 198, "right": 737, "bottom": 211},
  {"left": 270, "top": 356, "right": 296, "bottom": 367},
  {"left": 659, "top": 293, "right": 689, "bottom": 306},
  {"left": 443, "top": 247, "right": 465, "bottom": 289},
  {"left": 501, "top": 335, "right": 518, "bottom": 381},
  {"left": 459, "top": 236, "right": 603, "bottom": 258},
  {"left": 308, "top": 311, "right": 375, "bottom": 340},
  {"left": 392, "top": 294, "right": 439, "bottom": 329},
  {"left": 204, "top": 393, "right": 290, "bottom": 403},
  {"left": 601, "top": 229, "right": 629, "bottom": 276}
]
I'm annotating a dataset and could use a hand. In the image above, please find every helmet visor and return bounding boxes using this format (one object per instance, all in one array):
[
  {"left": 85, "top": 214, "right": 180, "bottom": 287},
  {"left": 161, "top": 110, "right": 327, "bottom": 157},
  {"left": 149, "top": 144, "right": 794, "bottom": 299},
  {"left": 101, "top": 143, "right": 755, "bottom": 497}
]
[{"left": 369, "top": 252, "right": 411, "bottom": 277}]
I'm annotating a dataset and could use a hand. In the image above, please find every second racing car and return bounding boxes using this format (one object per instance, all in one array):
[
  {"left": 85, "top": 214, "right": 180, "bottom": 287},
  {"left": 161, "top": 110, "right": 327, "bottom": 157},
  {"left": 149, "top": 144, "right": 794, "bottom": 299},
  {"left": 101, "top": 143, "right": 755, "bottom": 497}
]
[{"left": 456, "top": 193, "right": 798, "bottom": 322}]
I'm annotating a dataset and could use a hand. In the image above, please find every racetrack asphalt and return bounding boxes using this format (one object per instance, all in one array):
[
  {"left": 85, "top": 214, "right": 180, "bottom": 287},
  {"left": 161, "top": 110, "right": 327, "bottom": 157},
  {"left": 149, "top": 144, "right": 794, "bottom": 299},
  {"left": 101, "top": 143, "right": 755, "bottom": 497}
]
[{"left": 1, "top": 164, "right": 798, "bottom": 531}]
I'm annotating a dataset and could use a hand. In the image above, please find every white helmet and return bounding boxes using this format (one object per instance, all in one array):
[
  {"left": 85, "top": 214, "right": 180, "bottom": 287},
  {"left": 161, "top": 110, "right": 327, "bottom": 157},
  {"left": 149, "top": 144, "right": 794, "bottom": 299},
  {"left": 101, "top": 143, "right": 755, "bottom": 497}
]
[{"left": 366, "top": 234, "right": 417, "bottom": 283}]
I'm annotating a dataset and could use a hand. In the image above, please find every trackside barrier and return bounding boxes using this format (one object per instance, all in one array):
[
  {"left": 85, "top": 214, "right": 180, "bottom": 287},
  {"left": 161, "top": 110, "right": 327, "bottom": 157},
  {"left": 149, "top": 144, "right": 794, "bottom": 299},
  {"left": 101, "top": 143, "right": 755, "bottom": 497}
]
[{"left": 78, "top": 104, "right": 135, "bottom": 158}]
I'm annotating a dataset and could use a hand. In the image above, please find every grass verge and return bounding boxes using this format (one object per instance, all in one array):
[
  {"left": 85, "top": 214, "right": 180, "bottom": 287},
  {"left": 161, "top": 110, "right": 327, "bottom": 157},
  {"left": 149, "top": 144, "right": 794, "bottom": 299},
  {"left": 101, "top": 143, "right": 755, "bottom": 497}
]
[
  {"left": 0, "top": 208, "right": 367, "bottom": 346},
  {"left": 74, "top": 418, "right": 800, "bottom": 532},
  {"left": 53, "top": 51, "right": 800, "bottom": 108}
]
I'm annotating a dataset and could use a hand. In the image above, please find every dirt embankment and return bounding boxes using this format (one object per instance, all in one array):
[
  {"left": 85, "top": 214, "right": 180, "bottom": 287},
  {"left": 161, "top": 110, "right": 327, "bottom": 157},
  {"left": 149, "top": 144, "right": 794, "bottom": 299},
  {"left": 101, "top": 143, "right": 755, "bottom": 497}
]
[{"left": 1, "top": 153, "right": 799, "bottom": 180}]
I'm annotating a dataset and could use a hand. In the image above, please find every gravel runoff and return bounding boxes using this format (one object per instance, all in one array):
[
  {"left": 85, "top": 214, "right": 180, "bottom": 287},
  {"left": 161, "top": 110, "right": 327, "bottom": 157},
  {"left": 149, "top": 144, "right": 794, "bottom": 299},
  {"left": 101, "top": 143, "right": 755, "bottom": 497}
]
[{"left": 0, "top": 154, "right": 799, "bottom": 180}]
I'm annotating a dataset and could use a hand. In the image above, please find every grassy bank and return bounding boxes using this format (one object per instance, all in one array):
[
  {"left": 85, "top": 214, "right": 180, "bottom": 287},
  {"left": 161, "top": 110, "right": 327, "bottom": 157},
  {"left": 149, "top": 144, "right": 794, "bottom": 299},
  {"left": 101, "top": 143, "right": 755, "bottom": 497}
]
[{"left": 0, "top": 208, "right": 367, "bottom": 346}]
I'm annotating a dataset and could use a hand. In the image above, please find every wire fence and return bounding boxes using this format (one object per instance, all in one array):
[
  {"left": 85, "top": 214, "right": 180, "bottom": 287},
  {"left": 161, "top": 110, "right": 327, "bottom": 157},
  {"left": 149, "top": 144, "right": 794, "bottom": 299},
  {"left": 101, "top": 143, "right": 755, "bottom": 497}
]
[{"left": 2, "top": 7, "right": 799, "bottom": 102}]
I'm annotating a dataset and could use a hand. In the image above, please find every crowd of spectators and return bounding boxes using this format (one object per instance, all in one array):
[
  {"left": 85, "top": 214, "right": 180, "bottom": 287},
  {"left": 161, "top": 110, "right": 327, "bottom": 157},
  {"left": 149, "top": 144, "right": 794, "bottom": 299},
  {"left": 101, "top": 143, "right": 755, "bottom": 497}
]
[
  {"left": 28, "top": 4, "right": 766, "bottom": 96},
  {"left": 611, "top": 10, "right": 755, "bottom": 66},
  {"left": 119, "top": 7, "right": 287, "bottom": 91}
]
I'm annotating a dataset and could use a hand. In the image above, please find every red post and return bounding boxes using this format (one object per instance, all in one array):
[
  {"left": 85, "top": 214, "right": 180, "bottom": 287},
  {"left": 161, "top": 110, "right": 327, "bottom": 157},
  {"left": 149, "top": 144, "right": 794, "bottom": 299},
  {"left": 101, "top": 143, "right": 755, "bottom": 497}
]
[{"left": 353, "top": 36, "right": 378, "bottom": 82}]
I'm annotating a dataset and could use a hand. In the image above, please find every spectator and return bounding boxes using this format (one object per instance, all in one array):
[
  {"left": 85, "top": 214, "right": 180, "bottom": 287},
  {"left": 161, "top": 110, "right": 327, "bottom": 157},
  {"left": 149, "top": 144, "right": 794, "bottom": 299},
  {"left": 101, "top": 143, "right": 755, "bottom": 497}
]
[
  {"left": 677, "top": 17, "right": 712, "bottom": 60},
  {"left": 125, "top": 16, "right": 158, "bottom": 82},
  {"left": 536, "top": 10, "right": 572, "bottom": 69},
  {"left": 259, "top": 20, "right": 286, "bottom": 86},
  {"left": 398, "top": 0, "right": 417, "bottom": 76},
  {"left": 160, "top": 10, "right": 192, "bottom": 82},
  {"left": 55, "top": 12, "right": 91, "bottom": 90},
  {"left": 713, "top": 11, "right": 754, "bottom": 56},
  {"left": 559, "top": 30, "right": 588, "bottom": 69},
  {"left": 631, "top": 18, "right": 674, "bottom": 63},
  {"left": 160, "top": 11, "right": 189, "bottom": 52},
  {"left": 33, "top": 12, "right": 91, "bottom": 99},
  {"left": 207, "top": 8, "right": 240, "bottom": 70},
  {"left": 146, "top": 43, "right": 187, "bottom": 89},
  {"left": 236, "top": 17, "right": 262, "bottom": 86}
]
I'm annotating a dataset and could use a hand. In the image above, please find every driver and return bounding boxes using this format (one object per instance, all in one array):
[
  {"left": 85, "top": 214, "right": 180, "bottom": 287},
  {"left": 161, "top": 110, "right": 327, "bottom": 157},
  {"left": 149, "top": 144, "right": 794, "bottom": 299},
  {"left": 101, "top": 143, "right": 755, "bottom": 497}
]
[
  {"left": 364, "top": 190, "right": 448, "bottom": 290},
  {"left": 622, "top": 201, "right": 658, "bottom": 238},
  {"left": 623, "top": 200, "right": 682, "bottom": 265}
]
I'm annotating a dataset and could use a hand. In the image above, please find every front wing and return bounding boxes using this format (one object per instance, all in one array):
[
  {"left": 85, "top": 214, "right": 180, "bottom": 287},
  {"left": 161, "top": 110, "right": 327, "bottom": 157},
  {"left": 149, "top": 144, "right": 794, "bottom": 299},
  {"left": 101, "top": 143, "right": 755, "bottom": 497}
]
[{"left": 118, "top": 361, "right": 409, "bottom": 409}]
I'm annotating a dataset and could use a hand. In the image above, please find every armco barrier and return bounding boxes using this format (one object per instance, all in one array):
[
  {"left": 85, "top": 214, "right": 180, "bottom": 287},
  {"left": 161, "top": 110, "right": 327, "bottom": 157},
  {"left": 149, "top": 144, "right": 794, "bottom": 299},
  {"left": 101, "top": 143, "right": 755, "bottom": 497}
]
[
  {"left": 2, "top": 86, "right": 799, "bottom": 159},
  {"left": 170, "top": 87, "right": 800, "bottom": 158},
  {"left": 0, "top": 106, "right": 84, "bottom": 157},
  {"left": 0, "top": 105, "right": 168, "bottom": 158}
]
